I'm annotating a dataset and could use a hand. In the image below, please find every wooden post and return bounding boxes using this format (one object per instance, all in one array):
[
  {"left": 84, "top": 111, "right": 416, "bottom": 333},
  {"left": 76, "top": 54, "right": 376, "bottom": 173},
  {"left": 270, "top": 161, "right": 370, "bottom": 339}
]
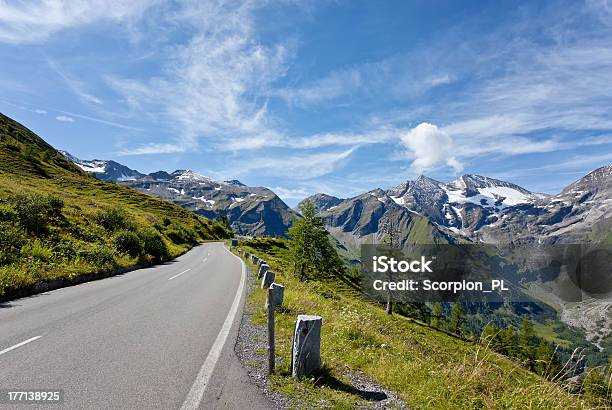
[
  {"left": 266, "top": 283, "right": 284, "bottom": 375},
  {"left": 267, "top": 287, "right": 275, "bottom": 375}
]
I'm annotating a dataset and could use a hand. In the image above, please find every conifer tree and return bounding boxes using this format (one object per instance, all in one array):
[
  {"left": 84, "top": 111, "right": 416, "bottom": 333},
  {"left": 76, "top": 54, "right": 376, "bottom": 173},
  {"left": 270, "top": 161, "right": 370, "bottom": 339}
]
[
  {"left": 431, "top": 303, "right": 444, "bottom": 328},
  {"left": 519, "top": 318, "right": 536, "bottom": 369},
  {"left": 500, "top": 327, "right": 518, "bottom": 357},
  {"left": 288, "top": 200, "right": 343, "bottom": 281},
  {"left": 481, "top": 324, "right": 501, "bottom": 350},
  {"left": 449, "top": 303, "right": 465, "bottom": 335},
  {"left": 535, "top": 339, "right": 561, "bottom": 379}
]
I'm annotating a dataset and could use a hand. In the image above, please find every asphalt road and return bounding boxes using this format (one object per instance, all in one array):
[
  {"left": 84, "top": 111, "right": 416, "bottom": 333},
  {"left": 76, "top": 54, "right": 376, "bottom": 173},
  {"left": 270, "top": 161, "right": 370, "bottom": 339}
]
[{"left": 0, "top": 242, "right": 272, "bottom": 409}]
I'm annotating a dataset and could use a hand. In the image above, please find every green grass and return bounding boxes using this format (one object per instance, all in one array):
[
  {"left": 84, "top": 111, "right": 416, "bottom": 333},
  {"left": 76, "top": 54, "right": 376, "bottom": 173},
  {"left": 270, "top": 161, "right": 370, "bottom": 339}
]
[
  {"left": 533, "top": 321, "right": 574, "bottom": 349},
  {"left": 239, "top": 238, "right": 589, "bottom": 409},
  {"left": 0, "top": 113, "right": 229, "bottom": 297}
]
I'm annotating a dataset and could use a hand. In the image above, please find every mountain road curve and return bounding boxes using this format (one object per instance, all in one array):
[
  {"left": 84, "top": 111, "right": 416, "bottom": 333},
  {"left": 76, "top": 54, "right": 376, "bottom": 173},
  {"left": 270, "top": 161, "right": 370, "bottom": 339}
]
[{"left": 0, "top": 242, "right": 272, "bottom": 409}]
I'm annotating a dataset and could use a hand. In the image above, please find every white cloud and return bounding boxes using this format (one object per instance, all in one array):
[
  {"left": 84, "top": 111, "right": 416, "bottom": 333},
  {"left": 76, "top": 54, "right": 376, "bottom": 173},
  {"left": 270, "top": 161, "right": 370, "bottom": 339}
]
[
  {"left": 400, "top": 123, "right": 463, "bottom": 173},
  {"left": 426, "top": 74, "right": 453, "bottom": 87},
  {"left": 33, "top": 109, "right": 47, "bottom": 114},
  {"left": 0, "top": 0, "right": 155, "bottom": 44},
  {"left": 55, "top": 115, "right": 75, "bottom": 122},
  {"left": 118, "top": 142, "right": 185, "bottom": 156},
  {"left": 228, "top": 147, "right": 358, "bottom": 180}
]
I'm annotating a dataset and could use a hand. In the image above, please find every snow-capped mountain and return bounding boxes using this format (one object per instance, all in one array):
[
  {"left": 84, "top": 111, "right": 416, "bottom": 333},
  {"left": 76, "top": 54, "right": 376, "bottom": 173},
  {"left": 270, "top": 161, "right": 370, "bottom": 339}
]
[
  {"left": 478, "top": 165, "right": 612, "bottom": 244},
  {"left": 61, "top": 153, "right": 296, "bottom": 236},
  {"left": 123, "top": 169, "right": 296, "bottom": 236},
  {"left": 303, "top": 168, "right": 612, "bottom": 347},
  {"left": 304, "top": 168, "right": 612, "bottom": 247},
  {"left": 386, "top": 174, "right": 548, "bottom": 235},
  {"left": 59, "top": 151, "right": 144, "bottom": 182}
]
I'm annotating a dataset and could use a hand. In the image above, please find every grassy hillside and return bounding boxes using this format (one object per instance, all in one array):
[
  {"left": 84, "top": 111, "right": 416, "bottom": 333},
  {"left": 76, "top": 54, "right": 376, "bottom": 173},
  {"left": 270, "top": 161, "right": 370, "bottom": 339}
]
[
  {"left": 0, "top": 113, "right": 229, "bottom": 298},
  {"left": 238, "top": 238, "right": 594, "bottom": 409}
]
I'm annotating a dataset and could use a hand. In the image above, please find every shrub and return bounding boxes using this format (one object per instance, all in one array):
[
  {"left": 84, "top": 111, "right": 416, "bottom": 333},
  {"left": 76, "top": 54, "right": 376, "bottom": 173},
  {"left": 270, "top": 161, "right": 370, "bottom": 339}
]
[
  {"left": 13, "top": 193, "right": 64, "bottom": 234},
  {"left": 94, "top": 206, "right": 130, "bottom": 232},
  {"left": 0, "top": 221, "right": 25, "bottom": 265},
  {"left": 53, "top": 240, "right": 77, "bottom": 259},
  {"left": 0, "top": 203, "right": 17, "bottom": 222},
  {"left": 78, "top": 244, "right": 116, "bottom": 266},
  {"left": 165, "top": 223, "right": 196, "bottom": 244},
  {"left": 20, "top": 239, "right": 53, "bottom": 261},
  {"left": 211, "top": 222, "right": 229, "bottom": 239},
  {"left": 113, "top": 230, "right": 144, "bottom": 257},
  {"left": 138, "top": 228, "right": 169, "bottom": 261}
]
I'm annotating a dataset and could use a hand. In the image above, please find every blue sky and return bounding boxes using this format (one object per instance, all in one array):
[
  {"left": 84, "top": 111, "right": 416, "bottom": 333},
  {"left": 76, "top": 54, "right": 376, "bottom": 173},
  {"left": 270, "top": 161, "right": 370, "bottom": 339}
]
[{"left": 1, "top": 0, "right": 612, "bottom": 206}]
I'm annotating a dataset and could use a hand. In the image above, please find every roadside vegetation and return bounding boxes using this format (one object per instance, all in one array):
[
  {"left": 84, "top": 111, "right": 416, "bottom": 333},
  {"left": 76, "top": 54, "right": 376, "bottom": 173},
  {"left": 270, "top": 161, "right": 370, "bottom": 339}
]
[
  {"left": 0, "top": 113, "right": 228, "bottom": 298},
  {"left": 237, "top": 200, "right": 609, "bottom": 408}
]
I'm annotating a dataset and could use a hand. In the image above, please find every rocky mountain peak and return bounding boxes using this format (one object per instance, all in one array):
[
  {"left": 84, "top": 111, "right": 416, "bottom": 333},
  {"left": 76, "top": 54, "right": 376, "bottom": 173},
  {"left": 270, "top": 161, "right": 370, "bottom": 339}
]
[
  {"left": 457, "top": 174, "right": 532, "bottom": 195},
  {"left": 561, "top": 165, "right": 612, "bottom": 195},
  {"left": 298, "top": 193, "right": 343, "bottom": 212},
  {"left": 224, "top": 179, "right": 246, "bottom": 186}
]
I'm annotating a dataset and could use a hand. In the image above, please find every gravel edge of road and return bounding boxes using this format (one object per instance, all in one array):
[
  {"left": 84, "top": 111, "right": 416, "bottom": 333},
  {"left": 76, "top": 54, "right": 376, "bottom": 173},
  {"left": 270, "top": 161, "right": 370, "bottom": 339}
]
[{"left": 234, "top": 263, "right": 292, "bottom": 409}]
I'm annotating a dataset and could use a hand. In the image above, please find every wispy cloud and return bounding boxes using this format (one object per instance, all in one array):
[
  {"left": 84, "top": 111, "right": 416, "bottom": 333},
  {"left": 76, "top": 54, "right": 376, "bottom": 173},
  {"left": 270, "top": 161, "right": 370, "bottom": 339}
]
[
  {"left": 56, "top": 110, "right": 141, "bottom": 131},
  {"left": 55, "top": 115, "right": 74, "bottom": 122},
  {"left": 273, "top": 66, "right": 364, "bottom": 106},
  {"left": 117, "top": 142, "right": 185, "bottom": 156},
  {"left": 108, "top": 0, "right": 290, "bottom": 154},
  {"left": 0, "top": 0, "right": 155, "bottom": 44},
  {"left": 48, "top": 59, "right": 104, "bottom": 105},
  {"left": 272, "top": 186, "right": 312, "bottom": 202},
  {"left": 274, "top": 58, "right": 455, "bottom": 108},
  {"left": 226, "top": 147, "right": 358, "bottom": 180}
]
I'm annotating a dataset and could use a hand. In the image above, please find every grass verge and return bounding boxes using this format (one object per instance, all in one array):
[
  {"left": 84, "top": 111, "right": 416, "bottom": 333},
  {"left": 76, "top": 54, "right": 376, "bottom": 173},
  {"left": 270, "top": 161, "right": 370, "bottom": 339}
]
[{"left": 238, "top": 238, "right": 589, "bottom": 409}]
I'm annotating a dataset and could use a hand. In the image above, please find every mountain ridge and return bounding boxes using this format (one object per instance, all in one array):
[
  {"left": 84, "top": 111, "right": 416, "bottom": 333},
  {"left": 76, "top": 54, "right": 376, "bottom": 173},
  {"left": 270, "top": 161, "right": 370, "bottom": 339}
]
[{"left": 60, "top": 151, "right": 297, "bottom": 237}]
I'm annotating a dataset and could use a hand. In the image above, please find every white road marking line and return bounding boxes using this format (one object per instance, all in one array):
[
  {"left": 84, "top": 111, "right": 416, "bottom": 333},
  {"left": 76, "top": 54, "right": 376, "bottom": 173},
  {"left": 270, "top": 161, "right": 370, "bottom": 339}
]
[
  {"left": 180, "top": 247, "right": 246, "bottom": 410},
  {"left": 0, "top": 336, "right": 42, "bottom": 357},
  {"left": 202, "top": 258, "right": 207, "bottom": 263},
  {"left": 168, "top": 269, "right": 191, "bottom": 281}
]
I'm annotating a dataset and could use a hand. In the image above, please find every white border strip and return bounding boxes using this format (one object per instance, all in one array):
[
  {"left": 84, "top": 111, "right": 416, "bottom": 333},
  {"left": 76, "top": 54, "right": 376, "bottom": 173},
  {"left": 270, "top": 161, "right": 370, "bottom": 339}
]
[
  {"left": 168, "top": 269, "right": 191, "bottom": 281},
  {"left": 180, "top": 246, "right": 246, "bottom": 410},
  {"left": 0, "top": 336, "right": 42, "bottom": 356}
]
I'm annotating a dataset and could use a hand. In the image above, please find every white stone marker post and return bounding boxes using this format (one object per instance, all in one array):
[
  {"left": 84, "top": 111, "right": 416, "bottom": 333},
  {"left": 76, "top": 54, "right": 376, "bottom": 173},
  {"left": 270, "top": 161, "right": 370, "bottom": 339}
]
[
  {"left": 291, "top": 315, "right": 322, "bottom": 378},
  {"left": 266, "top": 283, "right": 284, "bottom": 375}
]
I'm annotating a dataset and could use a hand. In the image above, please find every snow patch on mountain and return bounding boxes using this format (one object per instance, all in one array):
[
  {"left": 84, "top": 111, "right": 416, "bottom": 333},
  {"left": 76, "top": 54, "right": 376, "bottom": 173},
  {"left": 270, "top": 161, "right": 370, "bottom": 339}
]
[{"left": 75, "top": 161, "right": 106, "bottom": 173}]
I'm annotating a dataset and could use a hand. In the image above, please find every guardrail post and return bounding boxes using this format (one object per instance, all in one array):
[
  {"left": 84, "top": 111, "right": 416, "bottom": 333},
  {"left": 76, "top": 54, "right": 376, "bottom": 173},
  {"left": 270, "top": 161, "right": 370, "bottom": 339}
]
[
  {"left": 291, "top": 315, "right": 322, "bottom": 378},
  {"left": 258, "top": 264, "right": 270, "bottom": 279},
  {"left": 266, "top": 283, "right": 284, "bottom": 374},
  {"left": 261, "top": 270, "right": 275, "bottom": 289}
]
